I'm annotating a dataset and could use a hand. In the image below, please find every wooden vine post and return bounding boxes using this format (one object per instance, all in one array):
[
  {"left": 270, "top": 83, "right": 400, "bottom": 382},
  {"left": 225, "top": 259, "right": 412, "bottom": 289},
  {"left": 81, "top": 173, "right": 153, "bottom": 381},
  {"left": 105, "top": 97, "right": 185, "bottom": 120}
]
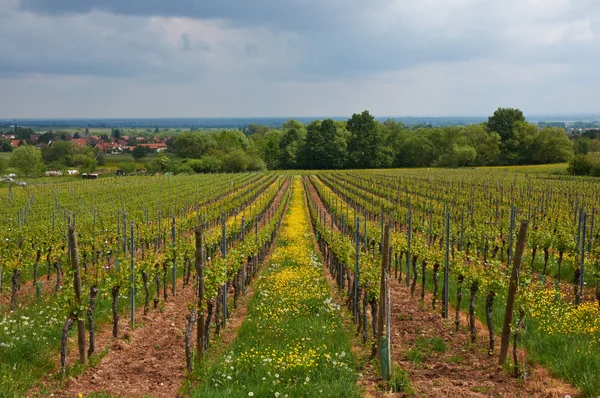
[
  {"left": 442, "top": 208, "right": 450, "bottom": 319},
  {"left": 376, "top": 224, "right": 391, "bottom": 382},
  {"left": 241, "top": 216, "right": 246, "bottom": 295},
  {"left": 129, "top": 222, "right": 135, "bottom": 328},
  {"left": 221, "top": 217, "right": 227, "bottom": 328},
  {"left": 195, "top": 226, "right": 205, "bottom": 362},
  {"left": 577, "top": 211, "right": 587, "bottom": 305},
  {"left": 354, "top": 217, "right": 360, "bottom": 324},
  {"left": 499, "top": 220, "right": 529, "bottom": 365},
  {"left": 172, "top": 216, "right": 176, "bottom": 296},
  {"left": 68, "top": 225, "right": 87, "bottom": 365}
]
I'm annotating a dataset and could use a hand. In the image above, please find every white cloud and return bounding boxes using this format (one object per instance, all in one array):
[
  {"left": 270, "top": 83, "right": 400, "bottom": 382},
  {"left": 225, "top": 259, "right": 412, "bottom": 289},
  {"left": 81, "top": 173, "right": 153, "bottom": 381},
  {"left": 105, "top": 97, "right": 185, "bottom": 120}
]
[{"left": 1, "top": 0, "right": 600, "bottom": 117}]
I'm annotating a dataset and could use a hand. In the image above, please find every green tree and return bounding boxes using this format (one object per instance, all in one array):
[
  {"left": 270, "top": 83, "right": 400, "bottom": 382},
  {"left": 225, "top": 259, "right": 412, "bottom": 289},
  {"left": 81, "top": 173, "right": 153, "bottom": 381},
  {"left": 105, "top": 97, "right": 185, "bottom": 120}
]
[
  {"left": 463, "top": 124, "right": 501, "bottom": 165},
  {"left": 9, "top": 145, "right": 44, "bottom": 177},
  {"left": 500, "top": 121, "right": 538, "bottom": 165},
  {"left": 215, "top": 130, "right": 249, "bottom": 152},
  {"left": 0, "top": 141, "right": 12, "bottom": 152},
  {"left": 41, "top": 140, "right": 75, "bottom": 166},
  {"left": 171, "top": 132, "right": 217, "bottom": 159},
  {"left": 532, "top": 127, "right": 573, "bottom": 164},
  {"left": 38, "top": 132, "right": 54, "bottom": 144},
  {"left": 187, "top": 156, "right": 223, "bottom": 173},
  {"left": 303, "top": 120, "right": 348, "bottom": 169},
  {"left": 247, "top": 124, "right": 270, "bottom": 136},
  {"left": 279, "top": 120, "right": 306, "bottom": 169},
  {"left": 575, "top": 137, "right": 592, "bottom": 155},
  {"left": 381, "top": 119, "right": 407, "bottom": 167},
  {"left": 74, "top": 154, "right": 97, "bottom": 174},
  {"left": 15, "top": 127, "right": 35, "bottom": 144},
  {"left": 132, "top": 145, "right": 149, "bottom": 160},
  {"left": 486, "top": 107, "right": 526, "bottom": 142},
  {"left": 257, "top": 130, "right": 283, "bottom": 169},
  {"left": 346, "top": 110, "right": 384, "bottom": 168},
  {"left": 119, "top": 161, "right": 137, "bottom": 174},
  {"left": 0, "top": 156, "right": 6, "bottom": 176},
  {"left": 397, "top": 129, "right": 436, "bottom": 167}
]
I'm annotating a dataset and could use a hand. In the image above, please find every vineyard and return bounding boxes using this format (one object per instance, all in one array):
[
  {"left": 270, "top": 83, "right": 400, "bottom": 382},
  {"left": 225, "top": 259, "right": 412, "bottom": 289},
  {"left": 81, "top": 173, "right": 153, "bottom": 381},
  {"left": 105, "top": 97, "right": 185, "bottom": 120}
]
[{"left": 0, "top": 169, "right": 599, "bottom": 397}]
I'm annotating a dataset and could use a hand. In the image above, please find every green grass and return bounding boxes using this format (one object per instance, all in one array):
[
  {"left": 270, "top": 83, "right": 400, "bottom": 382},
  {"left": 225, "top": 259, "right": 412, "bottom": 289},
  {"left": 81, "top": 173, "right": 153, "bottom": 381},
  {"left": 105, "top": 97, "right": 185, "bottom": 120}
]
[
  {"left": 103, "top": 153, "right": 150, "bottom": 170},
  {"left": 405, "top": 337, "right": 447, "bottom": 367},
  {"left": 477, "top": 163, "right": 569, "bottom": 174},
  {"left": 410, "top": 259, "right": 600, "bottom": 396},
  {"left": 0, "top": 266, "right": 180, "bottom": 397},
  {"left": 188, "top": 182, "right": 361, "bottom": 398},
  {"left": 189, "top": 259, "right": 360, "bottom": 397}
]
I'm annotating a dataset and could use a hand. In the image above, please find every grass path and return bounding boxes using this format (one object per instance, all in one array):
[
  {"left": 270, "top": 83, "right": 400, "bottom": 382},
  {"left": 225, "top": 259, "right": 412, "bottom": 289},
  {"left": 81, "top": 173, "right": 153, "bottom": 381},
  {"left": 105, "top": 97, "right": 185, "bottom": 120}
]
[{"left": 190, "top": 177, "right": 361, "bottom": 397}]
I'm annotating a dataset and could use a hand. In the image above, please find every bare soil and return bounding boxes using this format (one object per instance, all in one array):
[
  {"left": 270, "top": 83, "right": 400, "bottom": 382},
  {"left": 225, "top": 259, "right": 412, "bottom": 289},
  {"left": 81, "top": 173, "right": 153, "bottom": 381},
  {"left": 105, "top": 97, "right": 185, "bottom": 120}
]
[{"left": 305, "top": 175, "right": 581, "bottom": 398}]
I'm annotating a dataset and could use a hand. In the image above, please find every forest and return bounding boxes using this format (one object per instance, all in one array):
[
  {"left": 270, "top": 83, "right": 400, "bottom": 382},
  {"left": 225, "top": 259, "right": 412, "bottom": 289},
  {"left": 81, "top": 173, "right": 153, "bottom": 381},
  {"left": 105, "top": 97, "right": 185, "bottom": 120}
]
[
  {"left": 171, "top": 108, "right": 582, "bottom": 171},
  {"left": 1, "top": 108, "right": 597, "bottom": 178}
]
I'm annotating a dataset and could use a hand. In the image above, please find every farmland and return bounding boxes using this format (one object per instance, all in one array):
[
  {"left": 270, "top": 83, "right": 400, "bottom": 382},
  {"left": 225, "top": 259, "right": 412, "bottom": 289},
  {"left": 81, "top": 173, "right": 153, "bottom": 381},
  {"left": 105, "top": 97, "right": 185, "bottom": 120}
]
[{"left": 0, "top": 168, "right": 599, "bottom": 397}]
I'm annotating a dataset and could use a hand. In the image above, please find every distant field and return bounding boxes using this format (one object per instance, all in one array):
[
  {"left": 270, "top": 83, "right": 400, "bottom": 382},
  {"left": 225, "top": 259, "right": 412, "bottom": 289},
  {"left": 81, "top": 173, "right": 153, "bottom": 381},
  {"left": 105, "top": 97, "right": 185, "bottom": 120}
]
[
  {"left": 477, "top": 163, "right": 569, "bottom": 174},
  {"left": 103, "top": 153, "right": 156, "bottom": 170}
]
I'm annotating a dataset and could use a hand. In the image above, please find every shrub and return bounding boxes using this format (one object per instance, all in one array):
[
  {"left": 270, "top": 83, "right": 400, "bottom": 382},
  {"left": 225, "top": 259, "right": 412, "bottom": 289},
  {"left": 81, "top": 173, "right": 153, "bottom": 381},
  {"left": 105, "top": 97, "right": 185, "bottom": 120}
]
[{"left": 567, "top": 155, "right": 600, "bottom": 176}]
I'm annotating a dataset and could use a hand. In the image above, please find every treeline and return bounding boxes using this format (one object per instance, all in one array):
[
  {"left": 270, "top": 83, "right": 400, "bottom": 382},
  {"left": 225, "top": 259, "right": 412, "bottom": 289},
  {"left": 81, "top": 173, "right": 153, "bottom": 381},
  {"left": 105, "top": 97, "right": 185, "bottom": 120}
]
[
  {"left": 166, "top": 129, "right": 266, "bottom": 173},
  {"left": 169, "top": 108, "right": 575, "bottom": 170},
  {"left": 0, "top": 140, "right": 105, "bottom": 177}
]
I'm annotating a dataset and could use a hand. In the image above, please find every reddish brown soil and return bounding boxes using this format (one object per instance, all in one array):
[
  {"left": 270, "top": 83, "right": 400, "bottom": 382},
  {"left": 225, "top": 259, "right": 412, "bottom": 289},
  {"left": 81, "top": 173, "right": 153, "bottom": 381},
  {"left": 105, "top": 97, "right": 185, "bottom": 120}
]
[
  {"left": 305, "top": 175, "right": 580, "bottom": 398},
  {"left": 28, "top": 182, "right": 290, "bottom": 398},
  {"left": 388, "top": 277, "right": 579, "bottom": 397},
  {"left": 34, "top": 279, "right": 196, "bottom": 398},
  {"left": 302, "top": 182, "right": 380, "bottom": 397},
  {"left": 0, "top": 273, "right": 59, "bottom": 313}
]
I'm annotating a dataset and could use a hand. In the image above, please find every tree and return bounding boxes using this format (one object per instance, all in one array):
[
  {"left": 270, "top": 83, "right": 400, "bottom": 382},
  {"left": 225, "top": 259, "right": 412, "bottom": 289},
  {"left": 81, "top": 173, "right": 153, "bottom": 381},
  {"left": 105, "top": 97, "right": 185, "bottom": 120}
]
[
  {"left": 132, "top": 145, "right": 149, "bottom": 160},
  {"left": 111, "top": 129, "right": 121, "bottom": 139},
  {"left": 302, "top": 120, "right": 348, "bottom": 169},
  {"left": 486, "top": 108, "right": 526, "bottom": 142},
  {"left": 256, "top": 130, "right": 283, "bottom": 169},
  {"left": 214, "top": 130, "right": 249, "bottom": 152},
  {"left": 437, "top": 144, "right": 477, "bottom": 167},
  {"left": 532, "top": 127, "right": 573, "bottom": 164},
  {"left": 73, "top": 132, "right": 81, "bottom": 139},
  {"left": 279, "top": 120, "right": 306, "bottom": 169},
  {"left": 381, "top": 119, "right": 407, "bottom": 167},
  {"left": 575, "top": 137, "right": 592, "bottom": 155},
  {"left": 38, "top": 132, "right": 55, "bottom": 144},
  {"left": 463, "top": 124, "right": 501, "bottom": 165},
  {"left": 9, "top": 145, "right": 44, "bottom": 177},
  {"left": 119, "top": 161, "right": 137, "bottom": 174},
  {"left": 74, "top": 154, "right": 97, "bottom": 174},
  {"left": 346, "top": 110, "right": 384, "bottom": 168},
  {"left": 0, "top": 141, "right": 12, "bottom": 152},
  {"left": 246, "top": 124, "right": 270, "bottom": 136},
  {"left": 0, "top": 157, "right": 6, "bottom": 176},
  {"left": 187, "top": 156, "right": 223, "bottom": 173},
  {"left": 398, "top": 129, "right": 437, "bottom": 167},
  {"left": 41, "top": 140, "right": 75, "bottom": 166},
  {"left": 170, "top": 132, "right": 217, "bottom": 159},
  {"left": 15, "top": 127, "right": 34, "bottom": 144},
  {"left": 500, "top": 121, "right": 538, "bottom": 165}
]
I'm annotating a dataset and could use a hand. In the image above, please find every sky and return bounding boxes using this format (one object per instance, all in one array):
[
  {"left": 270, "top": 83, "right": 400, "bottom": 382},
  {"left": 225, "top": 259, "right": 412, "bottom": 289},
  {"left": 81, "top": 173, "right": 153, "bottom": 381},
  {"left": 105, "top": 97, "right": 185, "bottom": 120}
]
[{"left": 1, "top": 0, "right": 599, "bottom": 118}]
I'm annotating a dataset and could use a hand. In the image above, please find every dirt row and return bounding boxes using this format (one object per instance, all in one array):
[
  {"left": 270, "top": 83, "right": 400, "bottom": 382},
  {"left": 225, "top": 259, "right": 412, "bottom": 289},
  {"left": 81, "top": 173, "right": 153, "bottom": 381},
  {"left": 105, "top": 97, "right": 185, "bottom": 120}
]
[
  {"left": 304, "top": 175, "right": 579, "bottom": 397},
  {"left": 28, "top": 179, "right": 291, "bottom": 398}
]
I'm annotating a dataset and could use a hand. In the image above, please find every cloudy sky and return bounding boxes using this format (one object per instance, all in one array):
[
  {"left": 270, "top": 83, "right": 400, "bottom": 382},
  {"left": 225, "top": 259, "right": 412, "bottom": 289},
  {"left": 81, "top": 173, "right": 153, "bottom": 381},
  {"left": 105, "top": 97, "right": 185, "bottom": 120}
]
[{"left": 1, "top": 0, "right": 598, "bottom": 118}]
